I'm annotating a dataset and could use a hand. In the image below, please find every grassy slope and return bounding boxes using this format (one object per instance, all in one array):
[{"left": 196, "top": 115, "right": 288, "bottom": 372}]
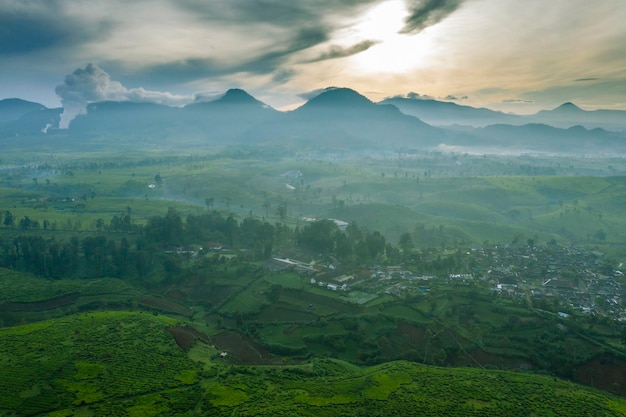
[
  {"left": 327, "top": 175, "right": 626, "bottom": 247},
  {"left": 1, "top": 313, "right": 625, "bottom": 416},
  {"left": 0, "top": 311, "right": 201, "bottom": 416}
]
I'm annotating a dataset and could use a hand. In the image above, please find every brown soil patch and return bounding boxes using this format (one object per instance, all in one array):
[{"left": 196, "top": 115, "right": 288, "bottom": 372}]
[
  {"left": 0, "top": 293, "right": 79, "bottom": 312},
  {"left": 167, "top": 325, "right": 210, "bottom": 352},
  {"left": 139, "top": 295, "right": 192, "bottom": 317},
  {"left": 395, "top": 321, "right": 428, "bottom": 345},
  {"left": 165, "top": 289, "right": 186, "bottom": 301},
  {"left": 576, "top": 354, "right": 626, "bottom": 397},
  {"left": 210, "top": 331, "right": 278, "bottom": 365}
]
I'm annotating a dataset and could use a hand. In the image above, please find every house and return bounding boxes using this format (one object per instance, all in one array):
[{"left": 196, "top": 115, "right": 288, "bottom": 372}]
[{"left": 206, "top": 241, "right": 222, "bottom": 251}]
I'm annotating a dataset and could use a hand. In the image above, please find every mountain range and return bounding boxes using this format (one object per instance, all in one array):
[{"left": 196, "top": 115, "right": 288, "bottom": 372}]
[
  {"left": 1, "top": 88, "right": 625, "bottom": 155},
  {"left": 380, "top": 96, "right": 626, "bottom": 131}
]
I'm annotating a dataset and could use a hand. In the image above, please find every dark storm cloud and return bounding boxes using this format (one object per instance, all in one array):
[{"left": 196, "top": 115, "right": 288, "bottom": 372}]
[
  {"left": 307, "top": 40, "right": 380, "bottom": 63},
  {"left": 179, "top": 0, "right": 382, "bottom": 26},
  {"left": 139, "top": 26, "right": 329, "bottom": 83},
  {"left": 134, "top": 58, "right": 223, "bottom": 84},
  {"left": 169, "top": 0, "right": 382, "bottom": 77},
  {"left": 251, "top": 27, "right": 330, "bottom": 72},
  {"left": 400, "top": 0, "right": 465, "bottom": 34},
  {"left": 0, "top": 2, "right": 113, "bottom": 55}
]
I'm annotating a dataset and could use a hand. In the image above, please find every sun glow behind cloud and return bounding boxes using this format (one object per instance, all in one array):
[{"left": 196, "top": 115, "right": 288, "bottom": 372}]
[{"left": 342, "top": 1, "right": 439, "bottom": 74}]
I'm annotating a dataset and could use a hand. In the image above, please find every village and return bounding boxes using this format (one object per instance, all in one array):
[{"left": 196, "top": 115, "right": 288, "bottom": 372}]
[{"left": 265, "top": 242, "right": 626, "bottom": 321}]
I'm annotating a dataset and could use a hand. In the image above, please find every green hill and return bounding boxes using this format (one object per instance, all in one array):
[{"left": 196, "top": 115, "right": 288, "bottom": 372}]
[{"left": 1, "top": 311, "right": 625, "bottom": 416}]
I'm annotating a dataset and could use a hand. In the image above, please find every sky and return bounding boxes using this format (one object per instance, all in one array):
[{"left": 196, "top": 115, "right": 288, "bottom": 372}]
[{"left": 2, "top": 0, "right": 626, "bottom": 119}]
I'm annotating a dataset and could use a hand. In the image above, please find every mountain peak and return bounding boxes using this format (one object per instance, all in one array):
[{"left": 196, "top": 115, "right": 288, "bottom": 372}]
[
  {"left": 217, "top": 88, "right": 261, "bottom": 105},
  {"left": 305, "top": 87, "right": 373, "bottom": 108},
  {"left": 554, "top": 102, "right": 582, "bottom": 112}
]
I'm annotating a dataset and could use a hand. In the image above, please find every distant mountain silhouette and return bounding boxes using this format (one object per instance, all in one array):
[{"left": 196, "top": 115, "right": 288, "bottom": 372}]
[
  {"left": 0, "top": 98, "right": 47, "bottom": 123},
  {"left": 446, "top": 122, "right": 626, "bottom": 154},
  {"left": 183, "top": 88, "right": 280, "bottom": 142},
  {"left": 0, "top": 99, "right": 62, "bottom": 135},
  {"left": 265, "top": 87, "right": 444, "bottom": 149},
  {"left": 185, "top": 88, "right": 270, "bottom": 110},
  {"left": 69, "top": 101, "right": 179, "bottom": 135},
  {"left": 68, "top": 89, "right": 280, "bottom": 142},
  {"left": 382, "top": 96, "right": 626, "bottom": 132},
  {"left": 552, "top": 102, "right": 583, "bottom": 112},
  {"left": 379, "top": 96, "right": 518, "bottom": 127},
  {"left": 300, "top": 87, "right": 375, "bottom": 110},
  {"left": 2, "top": 88, "right": 625, "bottom": 154},
  {"left": 529, "top": 103, "right": 626, "bottom": 131}
]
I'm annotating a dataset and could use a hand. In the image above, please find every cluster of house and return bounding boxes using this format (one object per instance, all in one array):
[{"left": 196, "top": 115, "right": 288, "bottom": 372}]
[
  {"left": 263, "top": 243, "right": 625, "bottom": 322},
  {"left": 475, "top": 245, "right": 625, "bottom": 319}
]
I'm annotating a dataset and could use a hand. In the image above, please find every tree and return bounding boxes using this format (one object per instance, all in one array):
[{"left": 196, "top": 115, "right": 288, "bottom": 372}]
[
  {"left": 267, "top": 284, "right": 283, "bottom": 303},
  {"left": 276, "top": 201, "right": 287, "bottom": 222},
  {"left": 298, "top": 219, "right": 338, "bottom": 254},
  {"left": 365, "top": 231, "right": 386, "bottom": 260},
  {"left": 399, "top": 232, "right": 414, "bottom": 253},
  {"left": 262, "top": 199, "right": 271, "bottom": 217},
  {"left": 145, "top": 207, "right": 184, "bottom": 246},
  {"left": 3, "top": 211, "right": 14, "bottom": 227},
  {"left": 19, "top": 216, "right": 32, "bottom": 230}
]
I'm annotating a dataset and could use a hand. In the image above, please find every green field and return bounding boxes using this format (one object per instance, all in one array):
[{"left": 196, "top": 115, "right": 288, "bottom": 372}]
[{"left": 2, "top": 150, "right": 626, "bottom": 252}]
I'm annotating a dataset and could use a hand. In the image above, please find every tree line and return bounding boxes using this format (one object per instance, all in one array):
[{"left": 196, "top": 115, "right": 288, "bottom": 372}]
[{"left": 0, "top": 206, "right": 474, "bottom": 286}]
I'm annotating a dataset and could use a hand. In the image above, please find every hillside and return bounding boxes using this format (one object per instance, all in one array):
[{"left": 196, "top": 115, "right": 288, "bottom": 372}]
[{"left": 2, "top": 311, "right": 625, "bottom": 416}]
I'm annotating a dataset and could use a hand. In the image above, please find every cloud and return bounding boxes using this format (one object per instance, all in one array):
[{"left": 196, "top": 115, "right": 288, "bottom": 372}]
[
  {"left": 272, "top": 69, "right": 298, "bottom": 84},
  {"left": 444, "top": 95, "right": 468, "bottom": 100},
  {"left": 574, "top": 78, "right": 600, "bottom": 82},
  {"left": 400, "top": 0, "right": 465, "bottom": 34},
  {"left": 170, "top": 1, "right": 381, "bottom": 74},
  {"left": 136, "top": 26, "right": 330, "bottom": 85},
  {"left": 407, "top": 92, "right": 434, "bottom": 100},
  {"left": 501, "top": 99, "right": 535, "bottom": 104},
  {"left": 192, "top": 91, "right": 226, "bottom": 103},
  {"left": 0, "top": 1, "right": 113, "bottom": 56},
  {"left": 307, "top": 40, "right": 380, "bottom": 63},
  {"left": 298, "top": 87, "right": 340, "bottom": 100},
  {"left": 180, "top": 1, "right": 381, "bottom": 27},
  {"left": 55, "top": 64, "right": 193, "bottom": 128}
]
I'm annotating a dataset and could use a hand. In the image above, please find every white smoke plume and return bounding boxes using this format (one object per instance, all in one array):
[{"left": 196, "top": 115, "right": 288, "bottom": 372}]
[{"left": 55, "top": 63, "right": 193, "bottom": 128}]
